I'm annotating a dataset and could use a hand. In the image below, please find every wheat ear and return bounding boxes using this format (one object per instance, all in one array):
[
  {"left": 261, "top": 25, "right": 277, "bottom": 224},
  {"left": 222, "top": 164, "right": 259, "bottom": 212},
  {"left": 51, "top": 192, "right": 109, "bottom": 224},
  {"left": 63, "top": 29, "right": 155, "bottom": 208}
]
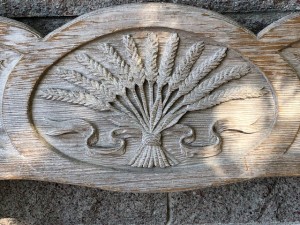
[
  {"left": 145, "top": 33, "right": 159, "bottom": 83},
  {"left": 182, "top": 64, "right": 250, "bottom": 106},
  {"left": 98, "top": 43, "right": 130, "bottom": 75},
  {"left": 123, "top": 35, "right": 149, "bottom": 120},
  {"left": 40, "top": 89, "right": 110, "bottom": 111},
  {"left": 187, "top": 86, "right": 269, "bottom": 111},
  {"left": 158, "top": 86, "right": 268, "bottom": 132},
  {"left": 162, "top": 47, "right": 227, "bottom": 115},
  {"left": 145, "top": 33, "right": 159, "bottom": 110},
  {"left": 57, "top": 68, "right": 104, "bottom": 94},
  {"left": 177, "top": 48, "right": 227, "bottom": 97},
  {"left": 99, "top": 40, "right": 149, "bottom": 127},
  {"left": 122, "top": 35, "right": 145, "bottom": 85},
  {"left": 163, "top": 41, "right": 205, "bottom": 106},
  {"left": 98, "top": 44, "right": 136, "bottom": 90},
  {"left": 151, "top": 34, "right": 180, "bottom": 129},
  {"left": 76, "top": 53, "right": 115, "bottom": 81},
  {"left": 157, "top": 33, "right": 180, "bottom": 87}
]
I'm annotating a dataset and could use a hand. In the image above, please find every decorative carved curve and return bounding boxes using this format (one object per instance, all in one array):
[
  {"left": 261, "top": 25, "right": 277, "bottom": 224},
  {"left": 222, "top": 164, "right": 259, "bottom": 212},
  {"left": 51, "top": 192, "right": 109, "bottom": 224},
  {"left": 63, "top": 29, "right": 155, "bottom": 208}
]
[
  {"left": 0, "top": 52, "right": 22, "bottom": 153},
  {"left": 45, "top": 118, "right": 141, "bottom": 156},
  {"left": 0, "top": 57, "right": 11, "bottom": 151},
  {"left": 40, "top": 33, "right": 268, "bottom": 168},
  {"left": 280, "top": 44, "right": 300, "bottom": 153}
]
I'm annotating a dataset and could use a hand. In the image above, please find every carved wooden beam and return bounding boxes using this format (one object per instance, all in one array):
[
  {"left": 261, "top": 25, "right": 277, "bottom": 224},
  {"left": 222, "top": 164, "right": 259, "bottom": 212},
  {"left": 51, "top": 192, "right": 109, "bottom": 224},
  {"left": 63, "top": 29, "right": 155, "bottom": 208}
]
[{"left": 0, "top": 4, "right": 299, "bottom": 192}]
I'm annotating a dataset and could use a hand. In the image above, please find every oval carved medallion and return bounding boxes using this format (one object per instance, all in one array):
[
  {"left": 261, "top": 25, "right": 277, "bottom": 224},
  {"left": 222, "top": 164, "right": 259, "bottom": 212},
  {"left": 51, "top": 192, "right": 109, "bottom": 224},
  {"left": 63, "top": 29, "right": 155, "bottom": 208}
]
[{"left": 33, "top": 31, "right": 276, "bottom": 169}]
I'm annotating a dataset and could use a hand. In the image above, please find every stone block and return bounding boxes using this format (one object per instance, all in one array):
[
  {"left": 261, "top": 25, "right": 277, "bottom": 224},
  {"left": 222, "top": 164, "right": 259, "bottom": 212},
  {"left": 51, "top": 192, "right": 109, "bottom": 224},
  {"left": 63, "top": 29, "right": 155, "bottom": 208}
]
[
  {"left": 0, "top": 0, "right": 299, "bottom": 17},
  {"left": 0, "top": 181, "right": 167, "bottom": 225},
  {"left": 169, "top": 178, "right": 300, "bottom": 224}
]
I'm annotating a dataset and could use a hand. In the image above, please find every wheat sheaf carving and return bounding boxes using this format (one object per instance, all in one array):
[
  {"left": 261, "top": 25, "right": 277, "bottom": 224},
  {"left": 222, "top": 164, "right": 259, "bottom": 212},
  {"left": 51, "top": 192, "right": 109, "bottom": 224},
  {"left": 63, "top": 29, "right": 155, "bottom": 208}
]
[{"left": 41, "top": 33, "right": 268, "bottom": 168}]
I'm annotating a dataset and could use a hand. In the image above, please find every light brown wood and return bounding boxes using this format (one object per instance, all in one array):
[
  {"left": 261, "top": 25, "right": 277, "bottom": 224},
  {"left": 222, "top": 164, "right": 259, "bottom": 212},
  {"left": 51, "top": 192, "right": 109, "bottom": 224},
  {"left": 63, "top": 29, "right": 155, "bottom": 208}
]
[{"left": 0, "top": 4, "right": 299, "bottom": 192}]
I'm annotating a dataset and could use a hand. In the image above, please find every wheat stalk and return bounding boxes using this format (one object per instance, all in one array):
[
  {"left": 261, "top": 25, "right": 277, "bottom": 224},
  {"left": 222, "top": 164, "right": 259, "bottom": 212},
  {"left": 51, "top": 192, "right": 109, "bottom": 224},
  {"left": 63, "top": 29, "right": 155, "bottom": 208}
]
[
  {"left": 114, "top": 99, "right": 148, "bottom": 130},
  {"left": 157, "top": 33, "right": 180, "bottom": 87},
  {"left": 163, "top": 41, "right": 205, "bottom": 106},
  {"left": 76, "top": 53, "right": 115, "bottom": 81},
  {"left": 98, "top": 43, "right": 130, "bottom": 75},
  {"left": 162, "top": 47, "right": 227, "bottom": 114},
  {"left": 151, "top": 34, "right": 180, "bottom": 128},
  {"left": 145, "top": 33, "right": 159, "bottom": 83},
  {"left": 123, "top": 94, "right": 149, "bottom": 130},
  {"left": 177, "top": 48, "right": 227, "bottom": 96},
  {"left": 182, "top": 64, "right": 250, "bottom": 107},
  {"left": 145, "top": 33, "right": 159, "bottom": 109},
  {"left": 58, "top": 68, "right": 103, "bottom": 93},
  {"left": 40, "top": 88, "right": 110, "bottom": 111},
  {"left": 168, "top": 41, "right": 205, "bottom": 90},
  {"left": 187, "top": 86, "right": 268, "bottom": 111},
  {"left": 122, "top": 35, "right": 145, "bottom": 85},
  {"left": 123, "top": 35, "right": 149, "bottom": 120},
  {"left": 149, "top": 97, "right": 163, "bottom": 131},
  {"left": 158, "top": 86, "right": 268, "bottom": 132}
]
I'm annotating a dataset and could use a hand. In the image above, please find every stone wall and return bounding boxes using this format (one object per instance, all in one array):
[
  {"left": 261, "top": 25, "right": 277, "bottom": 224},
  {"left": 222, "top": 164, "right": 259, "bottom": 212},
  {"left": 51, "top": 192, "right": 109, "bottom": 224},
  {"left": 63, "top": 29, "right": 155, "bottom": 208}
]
[{"left": 0, "top": 1, "right": 300, "bottom": 224}]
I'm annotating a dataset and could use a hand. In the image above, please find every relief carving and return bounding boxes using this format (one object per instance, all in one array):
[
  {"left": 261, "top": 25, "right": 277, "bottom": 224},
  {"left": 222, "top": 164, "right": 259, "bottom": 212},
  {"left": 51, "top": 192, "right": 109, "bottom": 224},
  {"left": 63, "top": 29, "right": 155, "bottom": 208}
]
[
  {"left": 40, "top": 33, "right": 268, "bottom": 168},
  {"left": 1, "top": 4, "right": 299, "bottom": 191}
]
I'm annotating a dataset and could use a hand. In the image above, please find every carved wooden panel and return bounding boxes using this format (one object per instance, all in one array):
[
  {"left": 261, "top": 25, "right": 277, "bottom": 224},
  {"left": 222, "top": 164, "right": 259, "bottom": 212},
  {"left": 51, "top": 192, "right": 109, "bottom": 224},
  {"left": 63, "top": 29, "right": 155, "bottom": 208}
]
[{"left": 0, "top": 4, "right": 299, "bottom": 192}]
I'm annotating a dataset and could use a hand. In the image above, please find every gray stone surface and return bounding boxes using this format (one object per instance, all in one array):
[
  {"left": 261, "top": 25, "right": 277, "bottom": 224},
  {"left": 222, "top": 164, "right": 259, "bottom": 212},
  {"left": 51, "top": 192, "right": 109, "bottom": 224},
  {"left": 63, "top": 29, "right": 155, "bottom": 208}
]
[
  {"left": 225, "top": 11, "right": 295, "bottom": 34},
  {"left": 1, "top": 178, "right": 300, "bottom": 224},
  {"left": 15, "top": 11, "right": 294, "bottom": 36},
  {"left": 169, "top": 177, "right": 300, "bottom": 224},
  {"left": 0, "top": 180, "right": 167, "bottom": 225},
  {"left": 15, "top": 17, "right": 75, "bottom": 36},
  {"left": 0, "top": 0, "right": 299, "bottom": 17}
]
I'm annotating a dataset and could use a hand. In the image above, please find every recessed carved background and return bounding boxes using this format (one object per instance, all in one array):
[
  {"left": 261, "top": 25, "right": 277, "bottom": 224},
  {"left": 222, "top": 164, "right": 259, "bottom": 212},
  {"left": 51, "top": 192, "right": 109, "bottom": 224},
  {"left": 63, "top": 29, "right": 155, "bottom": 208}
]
[{"left": 32, "top": 29, "right": 276, "bottom": 169}]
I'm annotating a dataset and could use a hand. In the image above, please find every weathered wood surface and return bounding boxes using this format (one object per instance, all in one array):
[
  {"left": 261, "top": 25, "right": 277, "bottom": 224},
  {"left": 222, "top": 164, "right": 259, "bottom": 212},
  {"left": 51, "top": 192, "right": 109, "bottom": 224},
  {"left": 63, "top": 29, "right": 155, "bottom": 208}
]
[{"left": 0, "top": 4, "right": 299, "bottom": 192}]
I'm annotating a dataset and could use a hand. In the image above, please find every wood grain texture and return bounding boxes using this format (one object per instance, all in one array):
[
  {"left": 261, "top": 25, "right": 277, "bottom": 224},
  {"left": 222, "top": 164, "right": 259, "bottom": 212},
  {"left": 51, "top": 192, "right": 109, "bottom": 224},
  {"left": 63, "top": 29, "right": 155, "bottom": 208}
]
[{"left": 0, "top": 4, "right": 299, "bottom": 192}]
